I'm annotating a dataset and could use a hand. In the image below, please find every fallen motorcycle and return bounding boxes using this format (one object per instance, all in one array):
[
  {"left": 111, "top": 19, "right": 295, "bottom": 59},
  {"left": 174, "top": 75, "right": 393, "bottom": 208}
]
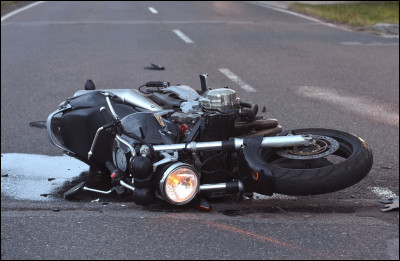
[{"left": 47, "top": 74, "right": 373, "bottom": 207}]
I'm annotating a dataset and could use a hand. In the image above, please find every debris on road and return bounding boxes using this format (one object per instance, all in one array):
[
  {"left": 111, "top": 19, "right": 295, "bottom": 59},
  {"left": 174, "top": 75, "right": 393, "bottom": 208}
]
[
  {"left": 29, "top": 121, "right": 47, "bottom": 129},
  {"left": 381, "top": 197, "right": 399, "bottom": 212},
  {"left": 144, "top": 63, "right": 165, "bottom": 70}
]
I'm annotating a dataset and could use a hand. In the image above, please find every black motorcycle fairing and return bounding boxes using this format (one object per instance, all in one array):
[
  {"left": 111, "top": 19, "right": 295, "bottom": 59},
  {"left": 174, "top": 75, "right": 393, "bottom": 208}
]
[
  {"left": 68, "top": 91, "right": 110, "bottom": 110},
  {"left": 121, "top": 112, "right": 179, "bottom": 145},
  {"left": 61, "top": 103, "right": 137, "bottom": 167},
  {"left": 237, "top": 136, "right": 274, "bottom": 196}
]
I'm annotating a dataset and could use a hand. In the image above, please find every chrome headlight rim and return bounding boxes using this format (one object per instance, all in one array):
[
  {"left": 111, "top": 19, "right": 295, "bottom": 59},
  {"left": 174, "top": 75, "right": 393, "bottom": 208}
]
[{"left": 159, "top": 162, "right": 200, "bottom": 205}]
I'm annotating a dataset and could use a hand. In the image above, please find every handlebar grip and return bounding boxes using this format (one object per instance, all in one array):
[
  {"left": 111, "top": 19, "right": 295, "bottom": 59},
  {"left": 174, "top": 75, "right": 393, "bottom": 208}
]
[{"left": 145, "top": 81, "right": 169, "bottom": 88}]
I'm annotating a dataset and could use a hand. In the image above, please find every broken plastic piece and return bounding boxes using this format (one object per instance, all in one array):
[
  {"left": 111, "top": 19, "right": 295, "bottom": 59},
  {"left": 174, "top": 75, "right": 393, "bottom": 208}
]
[
  {"left": 144, "top": 63, "right": 165, "bottom": 70},
  {"left": 194, "top": 197, "right": 211, "bottom": 212},
  {"left": 29, "top": 121, "right": 47, "bottom": 129},
  {"left": 381, "top": 197, "right": 399, "bottom": 212}
]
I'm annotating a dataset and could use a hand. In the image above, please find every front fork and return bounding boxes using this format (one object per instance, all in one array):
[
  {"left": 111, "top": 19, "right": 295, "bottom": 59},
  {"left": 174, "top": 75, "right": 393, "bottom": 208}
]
[{"left": 150, "top": 135, "right": 314, "bottom": 152}]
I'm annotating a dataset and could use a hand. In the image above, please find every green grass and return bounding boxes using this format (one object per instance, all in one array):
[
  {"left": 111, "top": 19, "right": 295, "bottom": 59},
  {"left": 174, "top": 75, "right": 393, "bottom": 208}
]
[
  {"left": 289, "top": 1, "right": 399, "bottom": 27},
  {"left": 1, "top": 1, "right": 16, "bottom": 5}
]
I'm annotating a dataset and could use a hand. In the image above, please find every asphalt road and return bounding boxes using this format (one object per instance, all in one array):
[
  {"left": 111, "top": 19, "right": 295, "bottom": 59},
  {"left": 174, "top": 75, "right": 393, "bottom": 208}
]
[{"left": 1, "top": 1, "right": 399, "bottom": 260}]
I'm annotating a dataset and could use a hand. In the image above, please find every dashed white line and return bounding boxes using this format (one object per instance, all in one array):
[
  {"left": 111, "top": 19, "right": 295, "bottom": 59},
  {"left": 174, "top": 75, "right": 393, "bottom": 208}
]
[
  {"left": 2, "top": 20, "right": 256, "bottom": 26},
  {"left": 219, "top": 68, "right": 257, "bottom": 92},
  {"left": 1, "top": 1, "right": 46, "bottom": 22},
  {"left": 173, "top": 29, "right": 194, "bottom": 43},
  {"left": 148, "top": 7, "right": 158, "bottom": 14}
]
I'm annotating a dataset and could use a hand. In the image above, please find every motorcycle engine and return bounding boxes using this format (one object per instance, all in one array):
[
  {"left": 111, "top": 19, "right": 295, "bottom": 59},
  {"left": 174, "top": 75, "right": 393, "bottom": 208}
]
[{"left": 200, "top": 88, "right": 240, "bottom": 110}]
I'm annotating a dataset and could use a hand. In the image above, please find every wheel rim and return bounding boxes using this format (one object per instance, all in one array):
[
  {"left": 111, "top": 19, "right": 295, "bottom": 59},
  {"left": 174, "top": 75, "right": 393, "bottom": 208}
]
[{"left": 261, "top": 133, "right": 356, "bottom": 169}]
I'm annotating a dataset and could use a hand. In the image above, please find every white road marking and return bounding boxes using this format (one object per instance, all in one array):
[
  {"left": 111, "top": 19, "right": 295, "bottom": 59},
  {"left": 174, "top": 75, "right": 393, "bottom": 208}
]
[
  {"left": 1, "top": 1, "right": 46, "bottom": 22},
  {"left": 380, "top": 34, "right": 399, "bottom": 39},
  {"left": 369, "top": 187, "right": 398, "bottom": 199},
  {"left": 173, "top": 29, "right": 194, "bottom": 43},
  {"left": 2, "top": 20, "right": 255, "bottom": 26},
  {"left": 148, "top": 7, "right": 158, "bottom": 14},
  {"left": 340, "top": 42, "right": 399, "bottom": 46},
  {"left": 218, "top": 68, "right": 257, "bottom": 92},
  {"left": 296, "top": 86, "right": 399, "bottom": 127},
  {"left": 246, "top": 1, "right": 352, "bottom": 32}
]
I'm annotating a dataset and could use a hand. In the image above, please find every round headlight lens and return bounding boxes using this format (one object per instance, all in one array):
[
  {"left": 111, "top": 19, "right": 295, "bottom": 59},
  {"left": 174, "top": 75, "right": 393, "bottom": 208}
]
[{"left": 161, "top": 163, "right": 199, "bottom": 205}]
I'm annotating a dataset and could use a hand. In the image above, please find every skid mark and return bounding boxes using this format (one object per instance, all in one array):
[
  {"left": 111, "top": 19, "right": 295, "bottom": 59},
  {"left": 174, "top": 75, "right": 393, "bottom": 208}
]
[{"left": 296, "top": 86, "right": 399, "bottom": 127}]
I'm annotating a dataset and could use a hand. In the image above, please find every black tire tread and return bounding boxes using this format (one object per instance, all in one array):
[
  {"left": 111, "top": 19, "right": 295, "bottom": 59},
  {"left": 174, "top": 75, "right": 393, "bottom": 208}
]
[{"left": 265, "top": 129, "right": 373, "bottom": 195}]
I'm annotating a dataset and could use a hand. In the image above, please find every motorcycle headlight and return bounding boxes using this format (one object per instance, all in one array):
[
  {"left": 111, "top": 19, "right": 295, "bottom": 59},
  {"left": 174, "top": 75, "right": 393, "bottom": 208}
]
[{"left": 159, "top": 163, "right": 199, "bottom": 205}]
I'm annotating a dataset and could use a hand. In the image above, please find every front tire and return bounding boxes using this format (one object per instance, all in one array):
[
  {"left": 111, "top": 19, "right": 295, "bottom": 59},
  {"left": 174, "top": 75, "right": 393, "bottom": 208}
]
[{"left": 261, "top": 129, "right": 373, "bottom": 195}]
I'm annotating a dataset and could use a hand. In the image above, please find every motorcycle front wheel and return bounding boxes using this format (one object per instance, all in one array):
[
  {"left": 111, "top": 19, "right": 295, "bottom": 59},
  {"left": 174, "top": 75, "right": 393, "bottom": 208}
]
[{"left": 261, "top": 128, "right": 373, "bottom": 195}]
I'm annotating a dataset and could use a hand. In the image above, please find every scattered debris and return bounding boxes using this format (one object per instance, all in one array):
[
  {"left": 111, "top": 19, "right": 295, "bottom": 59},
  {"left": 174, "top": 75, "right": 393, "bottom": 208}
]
[
  {"left": 195, "top": 197, "right": 211, "bottom": 212},
  {"left": 144, "top": 63, "right": 165, "bottom": 70},
  {"left": 29, "top": 121, "right": 47, "bottom": 129},
  {"left": 262, "top": 106, "right": 266, "bottom": 113},
  {"left": 91, "top": 198, "right": 100, "bottom": 202},
  {"left": 381, "top": 197, "right": 399, "bottom": 212},
  {"left": 380, "top": 198, "right": 394, "bottom": 204}
]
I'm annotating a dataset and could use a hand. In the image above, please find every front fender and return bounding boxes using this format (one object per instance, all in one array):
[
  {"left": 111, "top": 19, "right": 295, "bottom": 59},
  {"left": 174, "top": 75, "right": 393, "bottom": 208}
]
[{"left": 237, "top": 137, "right": 274, "bottom": 196}]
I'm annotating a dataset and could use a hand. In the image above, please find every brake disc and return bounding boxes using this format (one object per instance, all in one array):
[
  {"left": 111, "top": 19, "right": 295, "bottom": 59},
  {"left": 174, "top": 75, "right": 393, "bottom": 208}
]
[{"left": 275, "top": 135, "right": 339, "bottom": 160}]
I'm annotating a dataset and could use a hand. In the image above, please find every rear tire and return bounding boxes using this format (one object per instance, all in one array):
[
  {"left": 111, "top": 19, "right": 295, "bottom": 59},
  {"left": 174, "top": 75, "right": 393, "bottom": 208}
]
[{"left": 261, "top": 129, "right": 373, "bottom": 195}]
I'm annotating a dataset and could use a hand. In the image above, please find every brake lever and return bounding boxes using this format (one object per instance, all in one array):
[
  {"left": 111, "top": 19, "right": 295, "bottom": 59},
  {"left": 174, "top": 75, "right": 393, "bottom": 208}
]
[{"left": 103, "top": 92, "right": 121, "bottom": 123}]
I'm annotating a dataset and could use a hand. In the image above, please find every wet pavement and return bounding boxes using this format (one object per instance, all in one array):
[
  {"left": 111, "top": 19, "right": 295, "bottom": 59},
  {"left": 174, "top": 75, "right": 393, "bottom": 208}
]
[{"left": 1, "top": 153, "right": 89, "bottom": 201}]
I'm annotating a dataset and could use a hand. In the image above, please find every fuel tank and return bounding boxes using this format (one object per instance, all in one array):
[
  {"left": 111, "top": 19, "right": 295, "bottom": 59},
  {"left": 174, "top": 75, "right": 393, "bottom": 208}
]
[{"left": 74, "top": 89, "right": 162, "bottom": 112}]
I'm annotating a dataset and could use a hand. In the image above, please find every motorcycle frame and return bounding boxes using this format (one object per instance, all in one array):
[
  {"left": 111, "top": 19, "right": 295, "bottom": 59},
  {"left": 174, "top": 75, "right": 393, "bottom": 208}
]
[{"left": 47, "top": 93, "right": 315, "bottom": 161}]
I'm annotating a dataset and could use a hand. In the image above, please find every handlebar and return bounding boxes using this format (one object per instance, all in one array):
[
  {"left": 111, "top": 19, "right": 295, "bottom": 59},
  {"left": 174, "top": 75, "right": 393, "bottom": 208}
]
[{"left": 104, "top": 92, "right": 121, "bottom": 122}]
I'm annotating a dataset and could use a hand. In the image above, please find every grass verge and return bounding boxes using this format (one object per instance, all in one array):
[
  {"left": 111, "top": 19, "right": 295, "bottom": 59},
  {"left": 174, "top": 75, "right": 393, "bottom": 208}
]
[
  {"left": 1, "top": 1, "right": 35, "bottom": 16},
  {"left": 1, "top": 1, "right": 16, "bottom": 7},
  {"left": 289, "top": 1, "right": 399, "bottom": 27}
]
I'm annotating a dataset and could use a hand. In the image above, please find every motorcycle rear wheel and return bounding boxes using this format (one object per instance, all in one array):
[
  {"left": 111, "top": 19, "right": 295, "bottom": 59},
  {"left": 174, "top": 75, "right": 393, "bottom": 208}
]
[{"left": 261, "top": 128, "right": 373, "bottom": 195}]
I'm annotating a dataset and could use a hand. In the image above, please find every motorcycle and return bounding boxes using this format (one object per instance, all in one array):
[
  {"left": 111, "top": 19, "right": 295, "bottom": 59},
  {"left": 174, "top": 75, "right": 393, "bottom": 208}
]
[{"left": 47, "top": 74, "right": 373, "bottom": 207}]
